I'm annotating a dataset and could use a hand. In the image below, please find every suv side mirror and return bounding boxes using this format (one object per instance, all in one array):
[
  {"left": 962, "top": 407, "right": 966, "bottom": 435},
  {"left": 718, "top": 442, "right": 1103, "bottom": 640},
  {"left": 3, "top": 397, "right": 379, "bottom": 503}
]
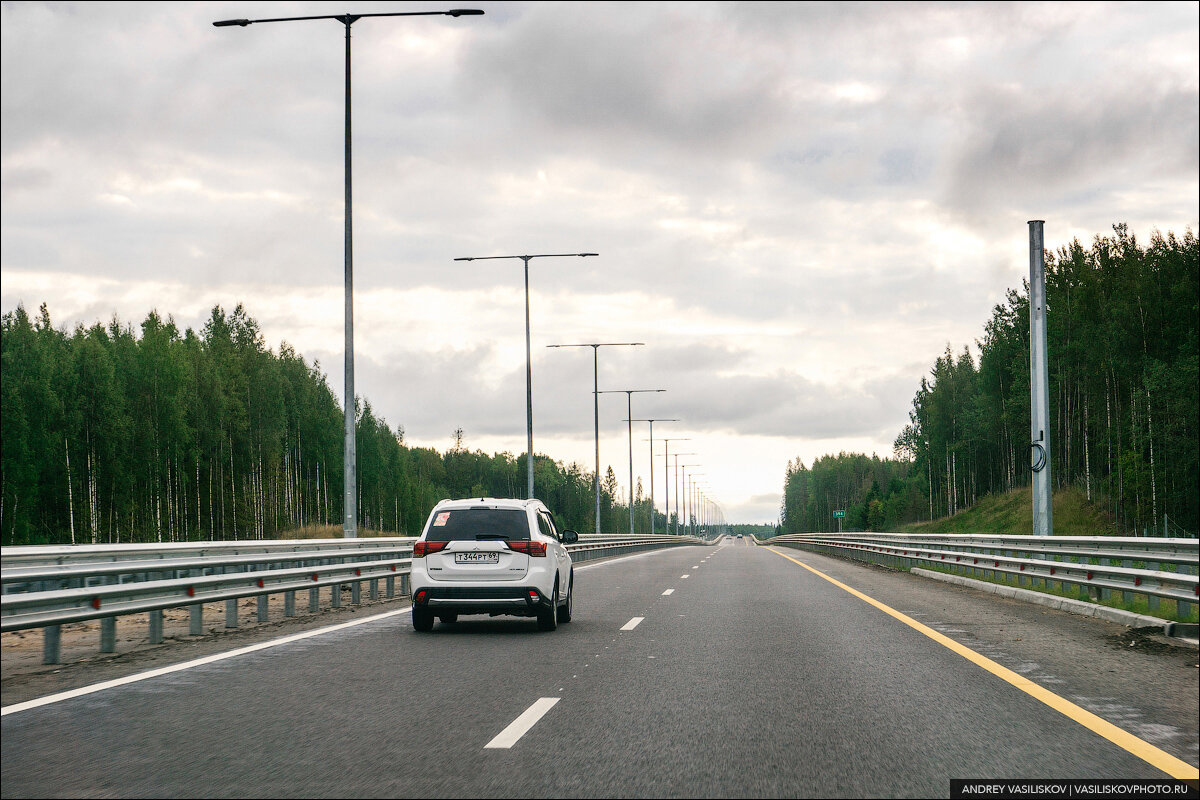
[{"left": 561, "top": 530, "right": 579, "bottom": 544}]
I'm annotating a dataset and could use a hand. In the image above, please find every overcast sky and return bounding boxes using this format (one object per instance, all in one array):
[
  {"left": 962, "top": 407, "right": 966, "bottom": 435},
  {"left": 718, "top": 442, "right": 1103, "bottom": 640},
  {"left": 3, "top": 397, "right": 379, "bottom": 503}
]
[{"left": 3, "top": 1, "right": 1197, "bottom": 525}]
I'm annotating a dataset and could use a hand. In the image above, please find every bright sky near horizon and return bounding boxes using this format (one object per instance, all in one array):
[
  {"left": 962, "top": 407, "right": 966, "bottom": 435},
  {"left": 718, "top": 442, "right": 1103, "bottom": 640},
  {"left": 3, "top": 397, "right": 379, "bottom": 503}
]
[{"left": 3, "top": 1, "right": 1197, "bottom": 524}]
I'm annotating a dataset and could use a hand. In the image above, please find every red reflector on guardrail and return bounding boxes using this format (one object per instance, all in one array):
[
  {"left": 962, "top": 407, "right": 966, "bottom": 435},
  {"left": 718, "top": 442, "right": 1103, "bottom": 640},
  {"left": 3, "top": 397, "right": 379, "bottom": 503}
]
[
  {"left": 390, "top": 564, "right": 396, "bottom": 571},
  {"left": 257, "top": 579, "right": 264, "bottom": 588},
  {"left": 1134, "top": 577, "right": 1142, "bottom": 587},
  {"left": 311, "top": 573, "right": 319, "bottom": 581},
  {"left": 91, "top": 597, "right": 101, "bottom": 609},
  {"left": 355, "top": 569, "right": 361, "bottom": 577},
  {"left": 187, "top": 587, "right": 195, "bottom": 597}
]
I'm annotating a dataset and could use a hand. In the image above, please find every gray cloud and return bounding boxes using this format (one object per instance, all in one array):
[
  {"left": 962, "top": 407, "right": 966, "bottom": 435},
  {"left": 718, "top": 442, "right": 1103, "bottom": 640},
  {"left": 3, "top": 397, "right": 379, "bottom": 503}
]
[{"left": 4, "top": 0, "right": 1197, "bottom": 520}]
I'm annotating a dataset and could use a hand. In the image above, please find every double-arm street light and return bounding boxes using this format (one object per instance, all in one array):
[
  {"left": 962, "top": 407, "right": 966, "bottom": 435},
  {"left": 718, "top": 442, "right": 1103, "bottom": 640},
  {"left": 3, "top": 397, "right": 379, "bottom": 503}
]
[
  {"left": 669, "top": 453, "right": 696, "bottom": 534},
  {"left": 214, "top": 8, "right": 484, "bottom": 539},
  {"left": 627, "top": 419, "right": 677, "bottom": 535},
  {"left": 681, "top": 460, "right": 700, "bottom": 534},
  {"left": 683, "top": 467, "right": 704, "bottom": 537},
  {"left": 655, "top": 440, "right": 690, "bottom": 534},
  {"left": 598, "top": 389, "right": 665, "bottom": 534},
  {"left": 455, "top": 253, "right": 598, "bottom": 499},
  {"left": 547, "top": 342, "right": 643, "bottom": 533}
]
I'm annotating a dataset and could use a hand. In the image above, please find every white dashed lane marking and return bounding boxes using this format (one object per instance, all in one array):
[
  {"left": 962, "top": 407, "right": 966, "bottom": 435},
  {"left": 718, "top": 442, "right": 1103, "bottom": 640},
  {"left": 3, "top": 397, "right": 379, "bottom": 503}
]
[
  {"left": 662, "top": 589, "right": 674, "bottom": 595},
  {"left": 621, "top": 617, "right": 644, "bottom": 631},
  {"left": 485, "top": 697, "right": 560, "bottom": 749}
]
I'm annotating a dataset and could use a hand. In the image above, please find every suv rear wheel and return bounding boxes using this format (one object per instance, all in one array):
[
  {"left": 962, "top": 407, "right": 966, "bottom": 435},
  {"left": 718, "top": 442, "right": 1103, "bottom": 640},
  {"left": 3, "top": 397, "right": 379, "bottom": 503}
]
[
  {"left": 537, "top": 584, "right": 559, "bottom": 631},
  {"left": 557, "top": 573, "right": 573, "bottom": 623},
  {"left": 413, "top": 607, "right": 434, "bottom": 632}
]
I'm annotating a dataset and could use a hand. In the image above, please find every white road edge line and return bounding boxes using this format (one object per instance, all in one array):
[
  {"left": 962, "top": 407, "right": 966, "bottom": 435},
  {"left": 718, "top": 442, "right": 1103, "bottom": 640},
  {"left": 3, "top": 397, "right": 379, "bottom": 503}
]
[
  {"left": 485, "top": 697, "right": 560, "bottom": 749},
  {"left": 621, "top": 617, "right": 645, "bottom": 631},
  {"left": 662, "top": 589, "right": 675, "bottom": 595},
  {"left": 1, "top": 606, "right": 412, "bottom": 717}
]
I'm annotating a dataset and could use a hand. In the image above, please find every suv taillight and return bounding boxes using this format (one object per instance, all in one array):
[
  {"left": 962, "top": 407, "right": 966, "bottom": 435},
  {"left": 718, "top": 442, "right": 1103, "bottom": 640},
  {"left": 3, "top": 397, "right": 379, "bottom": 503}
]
[
  {"left": 413, "top": 541, "right": 449, "bottom": 558},
  {"left": 506, "top": 540, "right": 547, "bottom": 557}
]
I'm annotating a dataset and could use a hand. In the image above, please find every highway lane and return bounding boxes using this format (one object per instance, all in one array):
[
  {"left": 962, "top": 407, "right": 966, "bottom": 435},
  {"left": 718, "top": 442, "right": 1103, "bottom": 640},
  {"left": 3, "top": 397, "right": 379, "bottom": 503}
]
[{"left": 2, "top": 540, "right": 1196, "bottom": 798}]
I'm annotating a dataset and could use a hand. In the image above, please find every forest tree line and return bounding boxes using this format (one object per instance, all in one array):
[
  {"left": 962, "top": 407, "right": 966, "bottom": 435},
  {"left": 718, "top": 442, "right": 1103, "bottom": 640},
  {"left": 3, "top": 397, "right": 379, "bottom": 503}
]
[
  {"left": 1, "top": 303, "right": 675, "bottom": 546},
  {"left": 782, "top": 225, "right": 1198, "bottom": 535}
]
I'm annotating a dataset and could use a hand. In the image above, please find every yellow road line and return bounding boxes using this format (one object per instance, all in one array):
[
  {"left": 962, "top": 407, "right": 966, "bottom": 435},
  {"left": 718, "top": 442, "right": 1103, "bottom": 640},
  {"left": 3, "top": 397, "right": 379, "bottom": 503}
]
[{"left": 767, "top": 547, "right": 1199, "bottom": 780}]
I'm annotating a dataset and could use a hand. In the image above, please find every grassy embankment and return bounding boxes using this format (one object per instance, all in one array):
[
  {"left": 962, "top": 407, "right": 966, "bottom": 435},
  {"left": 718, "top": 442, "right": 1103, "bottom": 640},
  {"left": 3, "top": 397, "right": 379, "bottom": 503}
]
[
  {"left": 897, "top": 486, "right": 1196, "bottom": 623},
  {"left": 898, "top": 485, "right": 1120, "bottom": 536}
]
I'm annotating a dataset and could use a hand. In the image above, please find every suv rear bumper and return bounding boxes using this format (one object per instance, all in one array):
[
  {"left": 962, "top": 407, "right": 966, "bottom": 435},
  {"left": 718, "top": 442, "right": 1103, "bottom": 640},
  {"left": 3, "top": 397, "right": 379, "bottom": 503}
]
[{"left": 412, "top": 585, "right": 551, "bottom": 617}]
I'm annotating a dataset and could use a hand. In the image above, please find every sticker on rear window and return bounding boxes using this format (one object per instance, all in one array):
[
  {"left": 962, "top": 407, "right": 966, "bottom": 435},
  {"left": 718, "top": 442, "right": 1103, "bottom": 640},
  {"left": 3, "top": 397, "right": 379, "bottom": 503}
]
[{"left": 433, "top": 512, "right": 450, "bottom": 527}]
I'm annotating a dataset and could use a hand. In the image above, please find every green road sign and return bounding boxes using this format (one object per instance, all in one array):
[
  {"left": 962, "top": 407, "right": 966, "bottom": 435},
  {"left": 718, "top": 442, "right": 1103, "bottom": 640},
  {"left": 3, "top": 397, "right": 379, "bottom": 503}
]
[{"left": 833, "top": 510, "right": 845, "bottom": 518}]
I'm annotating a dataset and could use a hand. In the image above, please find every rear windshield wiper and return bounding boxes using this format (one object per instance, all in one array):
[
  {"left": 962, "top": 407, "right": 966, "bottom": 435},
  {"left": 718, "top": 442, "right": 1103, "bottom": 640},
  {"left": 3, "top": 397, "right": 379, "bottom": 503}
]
[{"left": 473, "top": 533, "right": 509, "bottom": 540}]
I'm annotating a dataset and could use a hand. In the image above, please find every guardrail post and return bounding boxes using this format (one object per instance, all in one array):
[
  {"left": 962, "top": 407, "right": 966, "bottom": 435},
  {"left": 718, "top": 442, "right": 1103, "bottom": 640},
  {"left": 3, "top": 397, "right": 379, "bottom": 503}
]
[
  {"left": 149, "top": 609, "right": 163, "bottom": 644},
  {"left": 1147, "top": 562, "right": 1161, "bottom": 613},
  {"left": 285, "top": 590, "right": 296, "bottom": 617},
  {"left": 190, "top": 604, "right": 203, "bottom": 636},
  {"left": 331, "top": 583, "right": 342, "bottom": 608},
  {"left": 309, "top": 587, "right": 319, "bottom": 613},
  {"left": 225, "top": 598, "right": 238, "bottom": 628},
  {"left": 352, "top": 581, "right": 361, "bottom": 605},
  {"left": 369, "top": 578, "right": 378, "bottom": 601},
  {"left": 43, "top": 624, "right": 61, "bottom": 665},
  {"left": 1179, "top": 598, "right": 1194, "bottom": 620},
  {"left": 257, "top": 594, "right": 268, "bottom": 623},
  {"left": 385, "top": 575, "right": 395, "bottom": 598},
  {"left": 100, "top": 617, "right": 116, "bottom": 653}
]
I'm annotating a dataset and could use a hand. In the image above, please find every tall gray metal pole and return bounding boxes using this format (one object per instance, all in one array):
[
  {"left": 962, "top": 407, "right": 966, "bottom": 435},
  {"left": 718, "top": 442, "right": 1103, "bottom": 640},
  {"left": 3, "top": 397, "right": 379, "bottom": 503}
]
[
  {"left": 630, "top": 420, "right": 678, "bottom": 535},
  {"left": 547, "top": 342, "right": 643, "bottom": 533},
  {"left": 342, "top": 19, "right": 356, "bottom": 538},
  {"left": 214, "top": 9, "right": 484, "bottom": 540},
  {"left": 598, "top": 388, "right": 664, "bottom": 534},
  {"left": 455, "top": 253, "right": 597, "bottom": 500},
  {"left": 661, "top": 445, "right": 692, "bottom": 534},
  {"left": 1029, "top": 220, "right": 1053, "bottom": 537},
  {"left": 523, "top": 257, "right": 534, "bottom": 499}
]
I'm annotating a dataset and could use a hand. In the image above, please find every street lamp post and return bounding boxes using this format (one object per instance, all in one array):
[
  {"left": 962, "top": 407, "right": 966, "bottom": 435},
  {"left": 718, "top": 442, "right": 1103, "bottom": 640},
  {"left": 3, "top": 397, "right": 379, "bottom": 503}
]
[
  {"left": 548, "top": 342, "right": 643, "bottom": 533},
  {"left": 214, "top": 8, "right": 483, "bottom": 539},
  {"left": 679, "top": 462, "right": 700, "bottom": 536},
  {"left": 671, "top": 455, "right": 696, "bottom": 534},
  {"left": 656, "top": 439, "right": 690, "bottom": 535},
  {"left": 455, "top": 253, "right": 598, "bottom": 499},
  {"left": 598, "top": 389, "right": 665, "bottom": 534},
  {"left": 628, "top": 419, "right": 677, "bottom": 534},
  {"left": 685, "top": 469, "right": 704, "bottom": 537}
]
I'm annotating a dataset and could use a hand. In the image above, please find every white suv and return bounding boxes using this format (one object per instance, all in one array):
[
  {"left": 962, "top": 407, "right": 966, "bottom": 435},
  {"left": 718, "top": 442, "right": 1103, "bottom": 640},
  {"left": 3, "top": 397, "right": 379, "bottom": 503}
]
[{"left": 409, "top": 498, "right": 578, "bottom": 632}]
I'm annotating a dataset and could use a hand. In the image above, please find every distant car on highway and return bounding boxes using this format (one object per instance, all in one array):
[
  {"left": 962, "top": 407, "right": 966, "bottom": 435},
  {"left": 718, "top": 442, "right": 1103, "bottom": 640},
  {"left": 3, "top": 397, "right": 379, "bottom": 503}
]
[
  {"left": 409, "top": 498, "right": 578, "bottom": 632},
  {"left": 736, "top": 534, "right": 743, "bottom": 539}
]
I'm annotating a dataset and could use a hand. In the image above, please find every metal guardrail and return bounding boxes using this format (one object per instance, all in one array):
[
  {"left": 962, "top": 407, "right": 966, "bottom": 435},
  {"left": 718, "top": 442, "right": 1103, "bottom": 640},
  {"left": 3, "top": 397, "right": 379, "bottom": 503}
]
[
  {"left": 765, "top": 533, "right": 1198, "bottom": 621},
  {"left": 1, "top": 534, "right": 704, "bottom": 664}
]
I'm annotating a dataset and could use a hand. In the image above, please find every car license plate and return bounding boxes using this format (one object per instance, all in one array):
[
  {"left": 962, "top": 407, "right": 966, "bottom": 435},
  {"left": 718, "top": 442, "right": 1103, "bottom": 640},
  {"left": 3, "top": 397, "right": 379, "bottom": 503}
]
[{"left": 455, "top": 552, "right": 499, "bottom": 564}]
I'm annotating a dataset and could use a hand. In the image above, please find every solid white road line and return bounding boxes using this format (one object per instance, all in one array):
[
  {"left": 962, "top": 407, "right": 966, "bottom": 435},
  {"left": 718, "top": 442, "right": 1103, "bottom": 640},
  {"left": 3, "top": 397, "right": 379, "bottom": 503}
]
[
  {"left": 621, "top": 617, "right": 644, "bottom": 631},
  {"left": 1, "top": 606, "right": 411, "bottom": 717},
  {"left": 485, "top": 697, "right": 560, "bottom": 749},
  {"left": 662, "top": 589, "right": 675, "bottom": 595}
]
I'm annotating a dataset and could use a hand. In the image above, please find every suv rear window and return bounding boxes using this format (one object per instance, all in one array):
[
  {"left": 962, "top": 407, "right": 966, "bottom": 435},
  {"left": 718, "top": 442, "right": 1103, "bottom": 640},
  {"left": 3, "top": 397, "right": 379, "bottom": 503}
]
[{"left": 425, "top": 508, "right": 531, "bottom": 542}]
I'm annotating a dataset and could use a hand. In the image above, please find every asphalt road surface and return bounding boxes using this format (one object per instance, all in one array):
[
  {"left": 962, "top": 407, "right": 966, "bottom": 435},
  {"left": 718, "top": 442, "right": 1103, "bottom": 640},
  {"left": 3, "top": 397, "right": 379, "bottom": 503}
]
[{"left": 3, "top": 539, "right": 1197, "bottom": 798}]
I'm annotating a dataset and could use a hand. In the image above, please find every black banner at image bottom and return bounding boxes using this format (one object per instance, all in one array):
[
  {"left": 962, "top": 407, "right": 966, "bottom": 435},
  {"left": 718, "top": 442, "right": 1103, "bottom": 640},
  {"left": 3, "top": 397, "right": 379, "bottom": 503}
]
[{"left": 950, "top": 779, "right": 1199, "bottom": 800}]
